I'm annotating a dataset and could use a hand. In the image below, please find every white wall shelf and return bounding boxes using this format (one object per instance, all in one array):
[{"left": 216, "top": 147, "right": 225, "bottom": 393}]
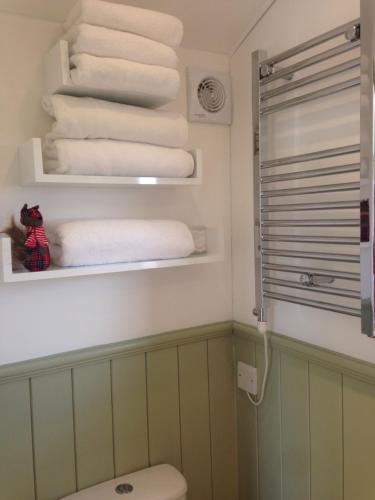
[
  {"left": 0, "top": 228, "right": 224, "bottom": 282},
  {"left": 44, "top": 40, "right": 173, "bottom": 108},
  {"left": 18, "top": 139, "right": 203, "bottom": 187}
]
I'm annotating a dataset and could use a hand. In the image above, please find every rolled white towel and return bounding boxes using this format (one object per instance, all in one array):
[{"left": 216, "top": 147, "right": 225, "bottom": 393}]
[
  {"left": 42, "top": 95, "right": 188, "bottom": 148},
  {"left": 43, "top": 139, "right": 195, "bottom": 178},
  {"left": 46, "top": 219, "right": 195, "bottom": 267},
  {"left": 69, "top": 53, "right": 180, "bottom": 103},
  {"left": 63, "top": 24, "right": 178, "bottom": 68},
  {"left": 64, "top": 0, "right": 183, "bottom": 48}
]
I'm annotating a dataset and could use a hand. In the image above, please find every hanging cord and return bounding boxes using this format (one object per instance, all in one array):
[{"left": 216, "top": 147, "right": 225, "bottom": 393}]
[{"left": 246, "top": 321, "right": 270, "bottom": 407}]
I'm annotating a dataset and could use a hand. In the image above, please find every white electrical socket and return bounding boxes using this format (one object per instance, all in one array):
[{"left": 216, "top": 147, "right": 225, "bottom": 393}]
[{"left": 237, "top": 361, "right": 257, "bottom": 395}]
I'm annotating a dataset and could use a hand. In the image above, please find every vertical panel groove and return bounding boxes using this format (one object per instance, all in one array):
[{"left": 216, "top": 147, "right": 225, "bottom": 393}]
[
  {"left": 341, "top": 374, "right": 344, "bottom": 500},
  {"left": 231, "top": 342, "right": 240, "bottom": 500},
  {"left": 176, "top": 346, "right": 183, "bottom": 472},
  {"left": 144, "top": 352, "right": 151, "bottom": 467},
  {"left": 71, "top": 368, "right": 78, "bottom": 493},
  {"left": 254, "top": 347, "right": 260, "bottom": 500},
  {"left": 206, "top": 339, "right": 215, "bottom": 500},
  {"left": 29, "top": 379, "right": 38, "bottom": 500},
  {"left": 110, "top": 360, "right": 116, "bottom": 476},
  {"left": 279, "top": 351, "right": 284, "bottom": 500},
  {"left": 307, "top": 362, "right": 311, "bottom": 500}
]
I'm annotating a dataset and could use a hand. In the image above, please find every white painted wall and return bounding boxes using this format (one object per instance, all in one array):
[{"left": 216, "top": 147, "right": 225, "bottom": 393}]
[
  {"left": 229, "top": 0, "right": 375, "bottom": 362},
  {"left": 2, "top": 0, "right": 371, "bottom": 365},
  {"left": 0, "top": 12, "right": 232, "bottom": 364}
]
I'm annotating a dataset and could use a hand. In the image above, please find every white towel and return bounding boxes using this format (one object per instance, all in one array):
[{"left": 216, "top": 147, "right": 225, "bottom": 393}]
[
  {"left": 64, "top": 24, "right": 178, "bottom": 68},
  {"left": 42, "top": 95, "right": 188, "bottom": 148},
  {"left": 44, "top": 139, "right": 195, "bottom": 178},
  {"left": 64, "top": 0, "right": 183, "bottom": 48},
  {"left": 69, "top": 53, "right": 180, "bottom": 102},
  {"left": 46, "top": 219, "right": 195, "bottom": 267}
]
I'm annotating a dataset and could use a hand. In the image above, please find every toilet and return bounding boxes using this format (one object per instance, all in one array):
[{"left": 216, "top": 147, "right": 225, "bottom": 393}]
[{"left": 61, "top": 464, "right": 187, "bottom": 500}]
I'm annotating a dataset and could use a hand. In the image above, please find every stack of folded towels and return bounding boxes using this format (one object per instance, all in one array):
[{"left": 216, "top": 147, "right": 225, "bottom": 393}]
[
  {"left": 40, "top": 1, "right": 201, "bottom": 268},
  {"left": 63, "top": 0, "right": 183, "bottom": 102},
  {"left": 43, "top": 0, "right": 194, "bottom": 179},
  {"left": 43, "top": 94, "right": 194, "bottom": 177}
]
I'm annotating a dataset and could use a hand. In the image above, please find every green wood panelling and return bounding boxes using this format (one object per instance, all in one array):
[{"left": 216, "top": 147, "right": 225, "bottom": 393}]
[
  {"left": 111, "top": 354, "right": 149, "bottom": 476},
  {"left": 208, "top": 336, "right": 237, "bottom": 500},
  {"left": 146, "top": 347, "right": 181, "bottom": 469},
  {"left": 343, "top": 376, "right": 375, "bottom": 500},
  {"left": 234, "top": 326, "right": 375, "bottom": 500},
  {"left": 280, "top": 352, "right": 310, "bottom": 500},
  {"left": 235, "top": 336, "right": 258, "bottom": 500},
  {"left": 73, "top": 361, "right": 114, "bottom": 490},
  {"left": 257, "top": 345, "right": 282, "bottom": 500},
  {"left": 178, "top": 341, "right": 212, "bottom": 500},
  {"left": 0, "top": 324, "right": 236, "bottom": 500},
  {"left": 0, "top": 380, "right": 35, "bottom": 500},
  {"left": 309, "top": 364, "right": 342, "bottom": 500},
  {"left": 31, "top": 371, "right": 76, "bottom": 500},
  {"left": 6, "top": 321, "right": 375, "bottom": 500}
]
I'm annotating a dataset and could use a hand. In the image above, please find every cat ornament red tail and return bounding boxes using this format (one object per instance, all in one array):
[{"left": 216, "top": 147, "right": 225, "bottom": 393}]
[{"left": 21, "top": 204, "right": 50, "bottom": 272}]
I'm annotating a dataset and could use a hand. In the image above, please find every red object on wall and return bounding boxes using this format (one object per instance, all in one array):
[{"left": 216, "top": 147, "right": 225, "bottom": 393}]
[{"left": 21, "top": 204, "right": 50, "bottom": 272}]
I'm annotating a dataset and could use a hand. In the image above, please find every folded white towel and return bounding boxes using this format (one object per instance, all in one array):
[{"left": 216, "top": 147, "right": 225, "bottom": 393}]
[
  {"left": 69, "top": 53, "right": 180, "bottom": 103},
  {"left": 64, "top": 24, "right": 178, "bottom": 68},
  {"left": 42, "top": 95, "right": 188, "bottom": 148},
  {"left": 46, "top": 219, "right": 195, "bottom": 267},
  {"left": 64, "top": 0, "right": 183, "bottom": 48},
  {"left": 44, "top": 139, "right": 195, "bottom": 178}
]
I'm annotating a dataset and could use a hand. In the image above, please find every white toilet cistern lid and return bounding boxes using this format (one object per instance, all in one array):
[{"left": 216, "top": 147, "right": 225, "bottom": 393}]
[{"left": 61, "top": 464, "right": 187, "bottom": 500}]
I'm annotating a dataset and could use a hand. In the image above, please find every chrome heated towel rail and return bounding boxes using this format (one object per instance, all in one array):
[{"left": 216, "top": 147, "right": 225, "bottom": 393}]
[{"left": 252, "top": 11, "right": 375, "bottom": 336}]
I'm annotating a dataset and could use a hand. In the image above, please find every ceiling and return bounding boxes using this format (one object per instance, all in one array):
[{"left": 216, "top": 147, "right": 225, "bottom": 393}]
[{"left": 0, "top": 0, "right": 271, "bottom": 54}]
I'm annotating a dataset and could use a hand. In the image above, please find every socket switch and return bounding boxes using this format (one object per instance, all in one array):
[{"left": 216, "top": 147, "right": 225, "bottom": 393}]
[{"left": 237, "top": 361, "right": 257, "bottom": 395}]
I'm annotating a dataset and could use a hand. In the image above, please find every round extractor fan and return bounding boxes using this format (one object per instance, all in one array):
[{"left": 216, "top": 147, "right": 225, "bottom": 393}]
[
  {"left": 187, "top": 68, "right": 232, "bottom": 125},
  {"left": 197, "top": 77, "right": 226, "bottom": 113}
]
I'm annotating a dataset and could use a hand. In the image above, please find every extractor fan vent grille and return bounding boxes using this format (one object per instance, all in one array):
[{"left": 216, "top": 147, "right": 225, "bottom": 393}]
[
  {"left": 187, "top": 68, "right": 232, "bottom": 125},
  {"left": 197, "top": 77, "right": 226, "bottom": 113}
]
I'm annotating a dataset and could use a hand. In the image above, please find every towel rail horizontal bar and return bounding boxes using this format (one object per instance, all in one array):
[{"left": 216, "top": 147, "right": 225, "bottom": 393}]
[
  {"left": 262, "top": 235, "right": 359, "bottom": 244},
  {"left": 260, "top": 77, "right": 360, "bottom": 115},
  {"left": 262, "top": 182, "right": 359, "bottom": 198},
  {"left": 261, "top": 144, "right": 359, "bottom": 168},
  {"left": 263, "top": 277, "right": 360, "bottom": 299},
  {"left": 262, "top": 219, "right": 359, "bottom": 227},
  {"left": 262, "top": 249, "right": 360, "bottom": 262},
  {"left": 260, "top": 19, "right": 360, "bottom": 66},
  {"left": 262, "top": 263, "right": 360, "bottom": 280},
  {"left": 262, "top": 200, "right": 359, "bottom": 212},
  {"left": 261, "top": 163, "right": 360, "bottom": 183},
  {"left": 260, "top": 40, "right": 360, "bottom": 85},
  {"left": 263, "top": 291, "right": 361, "bottom": 317},
  {"left": 260, "top": 58, "right": 360, "bottom": 101}
]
